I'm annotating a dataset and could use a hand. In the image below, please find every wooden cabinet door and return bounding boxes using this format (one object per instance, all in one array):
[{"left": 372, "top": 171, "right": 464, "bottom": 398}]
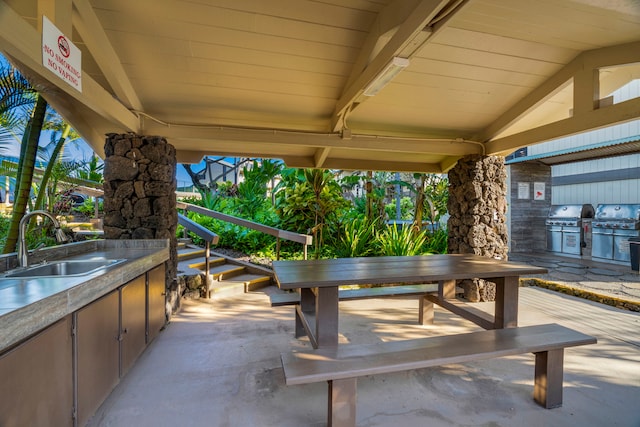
[
  {"left": 0, "top": 316, "right": 73, "bottom": 427},
  {"left": 76, "top": 290, "right": 120, "bottom": 427},
  {"left": 120, "top": 275, "right": 147, "bottom": 376},
  {"left": 147, "top": 263, "right": 166, "bottom": 343}
]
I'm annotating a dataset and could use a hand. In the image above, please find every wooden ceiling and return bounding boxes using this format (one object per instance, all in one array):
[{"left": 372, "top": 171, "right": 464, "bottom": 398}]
[{"left": 1, "top": 0, "right": 639, "bottom": 172}]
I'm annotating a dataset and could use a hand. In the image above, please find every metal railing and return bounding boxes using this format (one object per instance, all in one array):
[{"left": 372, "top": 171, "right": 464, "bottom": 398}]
[
  {"left": 177, "top": 212, "right": 219, "bottom": 296},
  {"left": 176, "top": 201, "right": 312, "bottom": 260}
]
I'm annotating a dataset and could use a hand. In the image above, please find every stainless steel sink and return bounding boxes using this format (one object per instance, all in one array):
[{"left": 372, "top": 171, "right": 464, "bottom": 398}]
[{"left": 5, "top": 259, "right": 125, "bottom": 278}]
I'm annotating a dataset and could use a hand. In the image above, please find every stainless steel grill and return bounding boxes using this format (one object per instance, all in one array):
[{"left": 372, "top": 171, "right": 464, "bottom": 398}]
[
  {"left": 545, "top": 204, "right": 594, "bottom": 256},
  {"left": 592, "top": 204, "right": 640, "bottom": 263}
]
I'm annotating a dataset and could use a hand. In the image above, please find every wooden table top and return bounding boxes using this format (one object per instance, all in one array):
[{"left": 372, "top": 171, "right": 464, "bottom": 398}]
[{"left": 273, "top": 254, "right": 548, "bottom": 290}]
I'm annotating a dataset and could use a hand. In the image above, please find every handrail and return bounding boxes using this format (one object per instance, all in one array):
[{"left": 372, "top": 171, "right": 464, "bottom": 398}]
[
  {"left": 176, "top": 201, "right": 312, "bottom": 260},
  {"left": 177, "top": 213, "right": 219, "bottom": 296},
  {"left": 178, "top": 213, "right": 219, "bottom": 245}
]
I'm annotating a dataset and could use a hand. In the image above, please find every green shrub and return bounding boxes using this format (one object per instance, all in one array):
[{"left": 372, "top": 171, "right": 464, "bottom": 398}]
[
  {"left": 375, "top": 224, "right": 428, "bottom": 256},
  {"left": 331, "top": 216, "right": 377, "bottom": 258},
  {"left": 423, "top": 227, "right": 448, "bottom": 254}
]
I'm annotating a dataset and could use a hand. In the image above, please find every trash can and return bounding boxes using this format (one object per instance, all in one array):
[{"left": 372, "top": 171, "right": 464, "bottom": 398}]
[{"left": 630, "top": 237, "right": 640, "bottom": 272}]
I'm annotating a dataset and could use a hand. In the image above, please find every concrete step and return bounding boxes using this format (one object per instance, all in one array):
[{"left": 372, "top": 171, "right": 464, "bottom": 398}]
[
  {"left": 177, "top": 248, "right": 206, "bottom": 261},
  {"left": 217, "top": 273, "right": 273, "bottom": 292},
  {"left": 186, "top": 258, "right": 226, "bottom": 270},
  {"left": 176, "top": 242, "right": 274, "bottom": 300},
  {"left": 208, "top": 264, "right": 247, "bottom": 280}
]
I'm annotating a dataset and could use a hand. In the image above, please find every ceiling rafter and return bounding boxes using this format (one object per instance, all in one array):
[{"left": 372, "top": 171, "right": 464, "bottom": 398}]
[
  {"left": 486, "top": 96, "right": 640, "bottom": 155},
  {"left": 479, "top": 41, "right": 640, "bottom": 146},
  {"left": 38, "top": 0, "right": 72, "bottom": 34},
  {"left": 314, "top": 147, "right": 331, "bottom": 168},
  {"left": 0, "top": 1, "right": 139, "bottom": 141},
  {"left": 71, "top": 0, "right": 143, "bottom": 111},
  {"left": 331, "top": 0, "right": 450, "bottom": 132}
]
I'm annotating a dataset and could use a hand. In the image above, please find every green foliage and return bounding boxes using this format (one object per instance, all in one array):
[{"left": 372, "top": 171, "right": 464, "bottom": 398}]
[
  {"left": 375, "top": 224, "right": 428, "bottom": 256},
  {"left": 275, "top": 168, "right": 350, "bottom": 258},
  {"left": 74, "top": 155, "right": 104, "bottom": 183},
  {"left": 422, "top": 227, "right": 448, "bottom": 254},
  {"left": 331, "top": 216, "right": 377, "bottom": 258},
  {"left": 384, "top": 196, "right": 414, "bottom": 220},
  {"left": 177, "top": 164, "right": 449, "bottom": 261},
  {"left": 184, "top": 211, "right": 277, "bottom": 255},
  {"left": 0, "top": 213, "right": 11, "bottom": 250},
  {"left": 74, "top": 197, "right": 103, "bottom": 217}
]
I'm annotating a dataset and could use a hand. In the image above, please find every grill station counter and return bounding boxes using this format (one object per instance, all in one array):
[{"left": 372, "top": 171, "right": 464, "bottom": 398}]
[
  {"left": 545, "top": 204, "right": 594, "bottom": 256},
  {"left": 592, "top": 204, "right": 640, "bottom": 264}
]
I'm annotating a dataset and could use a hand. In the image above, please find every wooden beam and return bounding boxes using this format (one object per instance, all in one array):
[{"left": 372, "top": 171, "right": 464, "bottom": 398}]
[
  {"left": 281, "top": 155, "right": 443, "bottom": 173},
  {"left": 331, "top": 0, "right": 449, "bottom": 131},
  {"left": 485, "top": 97, "right": 640, "bottom": 155},
  {"left": 71, "top": 0, "right": 143, "bottom": 110},
  {"left": 144, "top": 122, "right": 481, "bottom": 157},
  {"left": 314, "top": 147, "right": 331, "bottom": 168},
  {"left": 479, "top": 41, "right": 640, "bottom": 143},
  {"left": 0, "top": 1, "right": 139, "bottom": 141},
  {"left": 38, "top": 0, "right": 72, "bottom": 34}
]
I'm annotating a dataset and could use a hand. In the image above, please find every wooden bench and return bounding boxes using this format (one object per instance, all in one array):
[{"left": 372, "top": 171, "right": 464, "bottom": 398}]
[
  {"left": 281, "top": 323, "right": 597, "bottom": 427},
  {"left": 270, "top": 283, "right": 450, "bottom": 326}
]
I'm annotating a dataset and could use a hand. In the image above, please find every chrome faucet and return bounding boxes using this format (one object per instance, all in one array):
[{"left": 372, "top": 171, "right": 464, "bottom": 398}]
[{"left": 17, "top": 210, "right": 69, "bottom": 268}]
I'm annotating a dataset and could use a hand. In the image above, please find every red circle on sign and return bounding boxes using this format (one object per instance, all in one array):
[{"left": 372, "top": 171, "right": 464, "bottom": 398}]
[{"left": 58, "top": 36, "right": 70, "bottom": 58}]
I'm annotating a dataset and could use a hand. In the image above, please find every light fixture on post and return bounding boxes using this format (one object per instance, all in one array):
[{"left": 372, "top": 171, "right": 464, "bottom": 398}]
[{"left": 363, "top": 57, "right": 410, "bottom": 96}]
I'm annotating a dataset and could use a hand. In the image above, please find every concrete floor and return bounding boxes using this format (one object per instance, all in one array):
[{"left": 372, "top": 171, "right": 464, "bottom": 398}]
[{"left": 87, "top": 286, "right": 640, "bottom": 427}]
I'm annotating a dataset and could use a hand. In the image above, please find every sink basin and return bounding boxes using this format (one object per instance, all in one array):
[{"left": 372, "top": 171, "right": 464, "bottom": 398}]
[{"left": 5, "top": 259, "right": 125, "bottom": 278}]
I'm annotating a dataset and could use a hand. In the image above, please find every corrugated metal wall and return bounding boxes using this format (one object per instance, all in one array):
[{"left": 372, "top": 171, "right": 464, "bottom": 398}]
[{"left": 551, "top": 153, "right": 640, "bottom": 206}]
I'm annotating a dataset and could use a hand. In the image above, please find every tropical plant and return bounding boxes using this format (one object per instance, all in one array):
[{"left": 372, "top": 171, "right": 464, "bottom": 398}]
[
  {"left": 331, "top": 216, "right": 377, "bottom": 258},
  {"left": 32, "top": 124, "right": 73, "bottom": 211},
  {"left": 375, "top": 224, "right": 428, "bottom": 256},
  {"left": 422, "top": 227, "right": 448, "bottom": 254},
  {"left": 74, "top": 154, "right": 104, "bottom": 183},
  {"left": 2, "top": 94, "right": 48, "bottom": 254},
  {"left": 235, "top": 159, "right": 282, "bottom": 218},
  {"left": 0, "top": 64, "right": 35, "bottom": 150},
  {"left": 275, "top": 168, "right": 350, "bottom": 258},
  {"left": 74, "top": 196, "right": 103, "bottom": 217},
  {"left": 384, "top": 196, "right": 414, "bottom": 221},
  {"left": 390, "top": 173, "right": 449, "bottom": 232}
]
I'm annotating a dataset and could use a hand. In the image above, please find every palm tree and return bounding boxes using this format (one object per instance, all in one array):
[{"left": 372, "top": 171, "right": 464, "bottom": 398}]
[
  {"left": 2, "top": 94, "right": 48, "bottom": 253},
  {"left": 0, "top": 65, "right": 35, "bottom": 150}
]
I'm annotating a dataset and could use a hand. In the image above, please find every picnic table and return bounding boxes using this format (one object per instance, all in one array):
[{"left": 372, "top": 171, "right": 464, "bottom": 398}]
[{"left": 272, "top": 254, "right": 548, "bottom": 348}]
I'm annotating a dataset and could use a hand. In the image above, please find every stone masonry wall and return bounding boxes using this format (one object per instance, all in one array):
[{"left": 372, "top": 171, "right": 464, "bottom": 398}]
[
  {"left": 447, "top": 155, "right": 509, "bottom": 302},
  {"left": 103, "top": 134, "right": 178, "bottom": 311}
]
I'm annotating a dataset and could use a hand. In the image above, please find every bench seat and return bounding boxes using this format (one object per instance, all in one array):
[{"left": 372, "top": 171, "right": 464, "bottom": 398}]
[
  {"left": 270, "top": 283, "right": 442, "bottom": 307},
  {"left": 281, "top": 323, "right": 596, "bottom": 427}
]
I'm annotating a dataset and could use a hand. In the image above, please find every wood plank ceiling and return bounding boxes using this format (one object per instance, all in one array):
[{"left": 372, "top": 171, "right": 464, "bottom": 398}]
[{"left": 1, "top": 0, "right": 639, "bottom": 172}]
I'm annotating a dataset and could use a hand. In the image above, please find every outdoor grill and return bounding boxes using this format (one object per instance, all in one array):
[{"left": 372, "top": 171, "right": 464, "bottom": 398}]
[
  {"left": 592, "top": 204, "right": 640, "bottom": 263},
  {"left": 545, "top": 204, "right": 594, "bottom": 256}
]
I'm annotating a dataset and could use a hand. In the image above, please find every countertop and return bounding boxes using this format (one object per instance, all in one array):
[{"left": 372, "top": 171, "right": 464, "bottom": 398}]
[{"left": 0, "top": 239, "right": 170, "bottom": 351}]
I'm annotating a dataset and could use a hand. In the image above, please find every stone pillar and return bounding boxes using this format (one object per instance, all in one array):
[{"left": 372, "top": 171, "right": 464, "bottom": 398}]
[
  {"left": 103, "top": 134, "right": 178, "bottom": 311},
  {"left": 447, "top": 155, "right": 509, "bottom": 302}
]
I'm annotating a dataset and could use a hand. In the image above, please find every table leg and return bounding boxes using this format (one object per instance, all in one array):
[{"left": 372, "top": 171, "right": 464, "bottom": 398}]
[
  {"left": 316, "top": 287, "right": 339, "bottom": 347},
  {"left": 438, "top": 279, "right": 456, "bottom": 300},
  {"left": 296, "top": 288, "right": 315, "bottom": 338},
  {"left": 494, "top": 276, "right": 519, "bottom": 328},
  {"left": 419, "top": 296, "right": 434, "bottom": 325}
]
